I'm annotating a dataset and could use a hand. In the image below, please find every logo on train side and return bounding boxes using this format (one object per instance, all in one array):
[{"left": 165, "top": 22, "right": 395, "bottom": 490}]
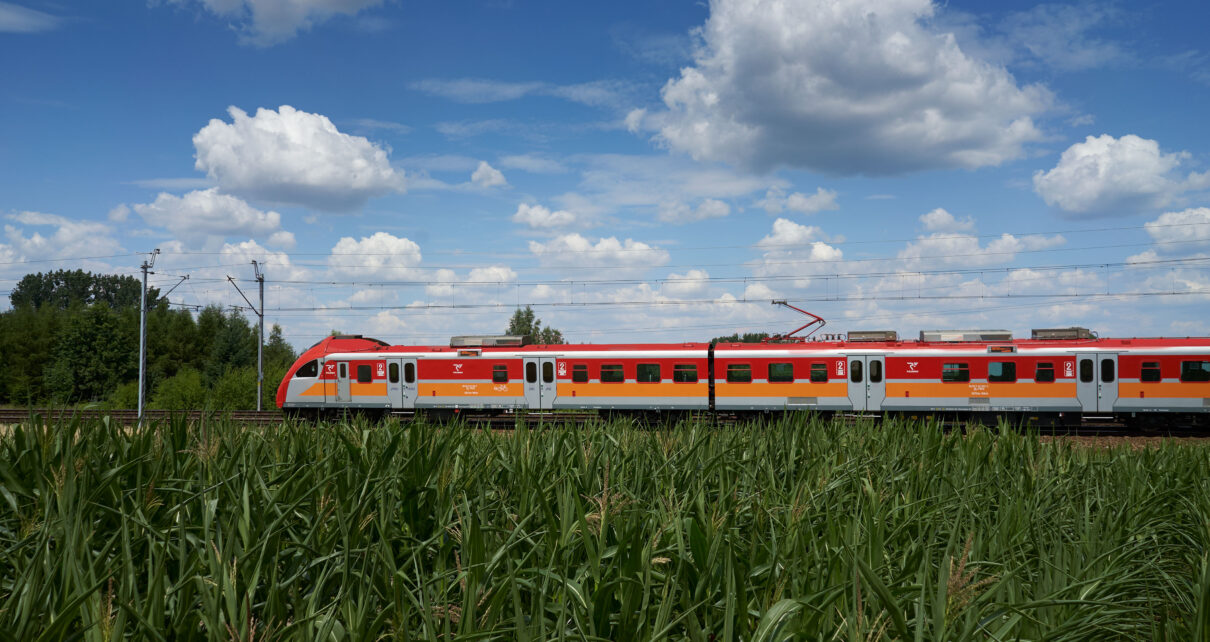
[
  {"left": 907, "top": 362, "right": 919, "bottom": 373},
  {"left": 453, "top": 363, "right": 463, "bottom": 374}
]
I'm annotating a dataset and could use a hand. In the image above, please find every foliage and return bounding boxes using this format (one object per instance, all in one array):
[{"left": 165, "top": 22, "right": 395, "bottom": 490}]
[
  {"left": 506, "top": 305, "right": 565, "bottom": 344},
  {"left": 1, "top": 268, "right": 299, "bottom": 408},
  {"left": 1, "top": 415, "right": 1206, "bottom": 640},
  {"left": 9, "top": 269, "right": 156, "bottom": 310},
  {"left": 711, "top": 331, "right": 771, "bottom": 343},
  {"left": 209, "top": 367, "right": 258, "bottom": 410},
  {"left": 148, "top": 367, "right": 207, "bottom": 409}
]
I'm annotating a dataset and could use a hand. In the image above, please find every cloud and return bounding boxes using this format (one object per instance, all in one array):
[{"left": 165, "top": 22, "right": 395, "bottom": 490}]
[
  {"left": 2, "top": 212, "right": 122, "bottom": 264},
  {"left": 180, "top": 0, "right": 386, "bottom": 46},
  {"left": 758, "top": 187, "right": 839, "bottom": 215},
  {"left": 657, "top": 198, "right": 731, "bottom": 224},
  {"left": 1143, "top": 207, "right": 1210, "bottom": 249},
  {"left": 471, "top": 161, "right": 508, "bottom": 188},
  {"left": 752, "top": 218, "right": 844, "bottom": 287},
  {"left": 528, "top": 233, "right": 670, "bottom": 270},
  {"left": 1033, "top": 134, "right": 1210, "bottom": 216},
  {"left": 997, "top": 3, "right": 1127, "bottom": 72},
  {"left": 497, "top": 154, "right": 568, "bottom": 174},
  {"left": 919, "top": 208, "right": 974, "bottom": 232},
  {"left": 411, "top": 78, "right": 634, "bottom": 109},
  {"left": 328, "top": 232, "right": 422, "bottom": 278},
  {"left": 131, "top": 188, "right": 292, "bottom": 247},
  {"left": 898, "top": 229, "right": 1065, "bottom": 268},
  {"left": 513, "top": 203, "right": 577, "bottom": 229},
  {"left": 219, "top": 239, "right": 308, "bottom": 280},
  {"left": 0, "top": 2, "right": 60, "bottom": 32},
  {"left": 193, "top": 105, "right": 403, "bottom": 211},
  {"left": 663, "top": 269, "right": 710, "bottom": 296},
  {"left": 644, "top": 0, "right": 1052, "bottom": 174}
]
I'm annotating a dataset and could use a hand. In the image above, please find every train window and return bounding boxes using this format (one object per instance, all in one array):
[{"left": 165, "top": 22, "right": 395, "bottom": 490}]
[
  {"left": 942, "top": 363, "right": 970, "bottom": 383},
  {"left": 637, "top": 364, "right": 661, "bottom": 382},
  {"left": 601, "top": 364, "right": 624, "bottom": 383},
  {"left": 572, "top": 364, "right": 589, "bottom": 383},
  {"left": 726, "top": 364, "right": 752, "bottom": 383},
  {"left": 1181, "top": 361, "right": 1210, "bottom": 382},
  {"left": 1101, "top": 360, "right": 1115, "bottom": 383},
  {"left": 1036, "top": 362, "right": 1055, "bottom": 383},
  {"left": 526, "top": 362, "right": 538, "bottom": 383},
  {"left": 869, "top": 360, "right": 883, "bottom": 383},
  {"left": 389, "top": 362, "right": 399, "bottom": 383},
  {"left": 810, "top": 363, "right": 828, "bottom": 382},
  {"left": 673, "top": 364, "right": 698, "bottom": 382},
  {"left": 404, "top": 363, "right": 415, "bottom": 383},
  {"left": 295, "top": 360, "right": 318, "bottom": 378},
  {"left": 850, "top": 360, "right": 863, "bottom": 383},
  {"left": 1084, "top": 360, "right": 1103, "bottom": 384},
  {"left": 493, "top": 364, "right": 509, "bottom": 383},
  {"left": 338, "top": 363, "right": 347, "bottom": 379},
  {"left": 1141, "top": 362, "right": 1161, "bottom": 382},
  {"left": 543, "top": 362, "right": 554, "bottom": 383},
  {"left": 357, "top": 365, "right": 372, "bottom": 383},
  {"left": 988, "top": 362, "right": 1016, "bottom": 383},
  {"left": 768, "top": 363, "right": 794, "bottom": 383}
]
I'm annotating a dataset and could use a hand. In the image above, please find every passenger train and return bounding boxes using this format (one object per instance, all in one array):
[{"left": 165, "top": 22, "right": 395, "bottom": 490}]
[{"left": 276, "top": 325, "right": 1210, "bottom": 427}]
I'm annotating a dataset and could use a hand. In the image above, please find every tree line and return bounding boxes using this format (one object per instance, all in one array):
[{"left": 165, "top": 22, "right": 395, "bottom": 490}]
[{"left": 0, "top": 270, "right": 296, "bottom": 409}]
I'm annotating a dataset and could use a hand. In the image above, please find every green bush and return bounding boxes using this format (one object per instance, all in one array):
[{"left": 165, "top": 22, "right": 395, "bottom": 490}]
[
  {"left": 210, "top": 366, "right": 258, "bottom": 410},
  {"left": 104, "top": 381, "right": 140, "bottom": 409},
  {"left": 148, "top": 367, "right": 206, "bottom": 409}
]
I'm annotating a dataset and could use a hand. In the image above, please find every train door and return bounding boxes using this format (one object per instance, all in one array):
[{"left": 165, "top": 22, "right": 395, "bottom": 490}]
[
  {"left": 386, "top": 358, "right": 418, "bottom": 409},
  {"left": 846, "top": 355, "right": 886, "bottom": 412},
  {"left": 1076, "top": 353, "right": 1118, "bottom": 413},
  {"left": 523, "top": 357, "right": 557, "bottom": 409},
  {"left": 335, "top": 361, "right": 351, "bottom": 403}
]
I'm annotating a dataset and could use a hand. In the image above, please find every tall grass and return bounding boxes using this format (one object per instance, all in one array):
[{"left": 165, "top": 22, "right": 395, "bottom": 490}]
[{"left": 1, "top": 414, "right": 1207, "bottom": 640}]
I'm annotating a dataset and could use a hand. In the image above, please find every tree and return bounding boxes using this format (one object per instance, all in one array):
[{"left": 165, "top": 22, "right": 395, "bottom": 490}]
[
  {"left": 43, "top": 303, "right": 137, "bottom": 402},
  {"left": 265, "top": 324, "right": 296, "bottom": 369},
  {"left": 9, "top": 269, "right": 155, "bottom": 310},
  {"left": 711, "top": 332, "right": 770, "bottom": 344},
  {"left": 506, "top": 306, "right": 565, "bottom": 344}
]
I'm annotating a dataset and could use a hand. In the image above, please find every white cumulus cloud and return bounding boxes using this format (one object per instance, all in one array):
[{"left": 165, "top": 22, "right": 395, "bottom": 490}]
[
  {"left": 1143, "top": 207, "right": 1210, "bottom": 249},
  {"left": 528, "top": 233, "right": 670, "bottom": 270},
  {"left": 193, "top": 105, "right": 403, "bottom": 211},
  {"left": 663, "top": 269, "right": 711, "bottom": 296},
  {"left": 471, "top": 161, "right": 508, "bottom": 188},
  {"left": 1033, "top": 134, "right": 1210, "bottom": 216},
  {"left": 758, "top": 187, "right": 839, "bottom": 215},
  {"left": 658, "top": 198, "right": 731, "bottom": 224},
  {"left": 513, "top": 203, "right": 577, "bottom": 229},
  {"left": 919, "top": 208, "right": 974, "bottom": 232},
  {"left": 132, "top": 188, "right": 292, "bottom": 247},
  {"left": 328, "top": 232, "right": 422, "bottom": 278},
  {"left": 646, "top": 0, "right": 1052, "bottom": 174}
]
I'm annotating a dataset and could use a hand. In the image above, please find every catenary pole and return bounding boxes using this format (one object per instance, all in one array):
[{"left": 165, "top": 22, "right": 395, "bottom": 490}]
[
  {"left": 226, "top": 262, "right": 265, "bottom": 411},
  {"left": 137, "top": 249, "right": 159, "bottom": 423}
]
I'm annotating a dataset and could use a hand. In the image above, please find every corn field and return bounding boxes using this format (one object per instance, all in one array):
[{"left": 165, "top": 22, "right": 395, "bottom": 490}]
[{"left": 1, "top": 414, "right": 1208, "bottom": 641}]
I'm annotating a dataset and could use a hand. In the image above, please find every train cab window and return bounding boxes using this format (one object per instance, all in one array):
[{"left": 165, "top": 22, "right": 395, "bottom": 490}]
[
  {"left": 1180, "top": 361, "right": 1210, "bottom": 382},
  {"left": 389, "top": 363, "right": 399, "bottom": 383},
  {"left": 869, "top": 360, "right": 883, "bottom": 383},
  {"left": 601, "top": 364, "right": 624, "bottom": 383},
  {"left": 526, "top": 362, "right": 538, "bottom": 383},
  {"left": 294, "top": 360, "right": 319, "bottom": 378},
  {"left": 1141, "top": 362, "right": 1161, "bottom": 382},
  {"left": 404, "top": 363, "right": 415, "bottom": 383},
  {"left": 673, "top": 364, "right": 698, "bottom": 382},
  {"left": 637, "top": 364, "right": 661, "bottom": 382},
  {"left": 338, "top": 363, "right": 347, "bottom": 379},
  {"left": 357, "top": 365, "right": 372, "bottom": 383},
  {"left": 850, "top": 360, "right": 863, "bottom": 383},
  {"left": 543, "top": 362, "right": 555, "bottom": 383},
  {"left": 1101, "top": 360, "right": 1115, "bottom": 383},
  {"left": 988, "top": 362, "right": 1016, "bottom": 383},
  {"left": 1036, "top": 362, "right": 1055, "bottom": 383},
  {"left": 726, "top": 364, "right": 752, "bottom": 383},
  {"left": 768, "top": 363, "right": 794, "bottom": 383},
  {"left": 493, "top": 364, "right": 509, "bottom": 383},
  {"left": 810, "top": 363, "right": 828, "bottom": 383},
  {"left": 1079, "top": 359, "right": 1094, "bottom": 383},
  {"left": 942, "top": 363, "right": 970, "bottom": 383},
  {"left": 572, "top": 364, "right": 589, "bottom": 383}
]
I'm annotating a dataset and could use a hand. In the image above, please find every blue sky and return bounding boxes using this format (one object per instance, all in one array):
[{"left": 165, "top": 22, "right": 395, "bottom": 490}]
[{"left": 3, "top": 0, "right": 1210, "bottom": 347}]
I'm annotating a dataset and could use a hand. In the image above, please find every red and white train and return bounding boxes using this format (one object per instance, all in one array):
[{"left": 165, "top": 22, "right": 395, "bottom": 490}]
[{"left": 276, "top": 326, "right": 1210, "bottom": 427}]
